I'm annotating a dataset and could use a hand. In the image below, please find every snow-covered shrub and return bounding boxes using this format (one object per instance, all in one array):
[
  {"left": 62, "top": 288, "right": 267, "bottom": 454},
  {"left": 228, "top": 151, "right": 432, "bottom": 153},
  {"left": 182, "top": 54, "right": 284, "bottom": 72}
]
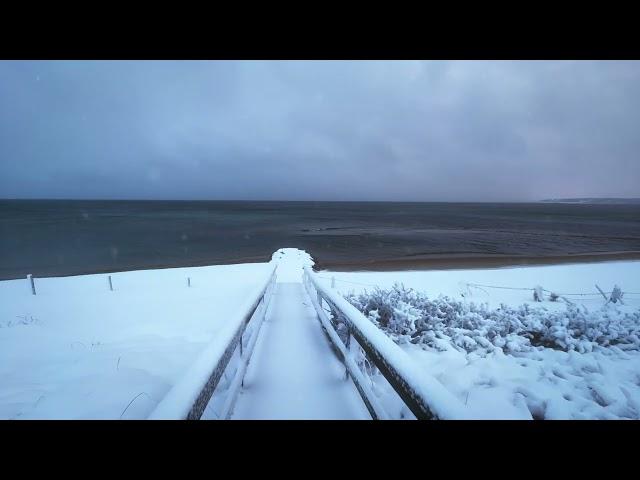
[
  {"left": 610, "top": 285, "right": 624, "bottom": 304},
  {"left": 343, "top": 284, "right": 640, "bottom": 355},
  {"left": 533, "top": 285, "right": 544, "bottom": 302}
]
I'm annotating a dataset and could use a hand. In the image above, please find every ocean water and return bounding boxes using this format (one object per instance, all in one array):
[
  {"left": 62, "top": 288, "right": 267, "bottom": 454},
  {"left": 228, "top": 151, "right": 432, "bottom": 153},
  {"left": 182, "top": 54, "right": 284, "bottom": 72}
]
[{"left": 1, "top": 199, "right": 639, "bottom": 279}]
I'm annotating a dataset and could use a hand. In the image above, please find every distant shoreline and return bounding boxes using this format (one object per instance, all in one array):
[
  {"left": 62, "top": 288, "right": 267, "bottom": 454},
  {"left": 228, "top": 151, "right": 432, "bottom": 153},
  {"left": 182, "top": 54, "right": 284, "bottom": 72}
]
[
  {"left": 2, "top": 251, "right": 640, "bottom": 281},
  {"left": 540, "top": 198, "right": 640, "bottom": 205}
]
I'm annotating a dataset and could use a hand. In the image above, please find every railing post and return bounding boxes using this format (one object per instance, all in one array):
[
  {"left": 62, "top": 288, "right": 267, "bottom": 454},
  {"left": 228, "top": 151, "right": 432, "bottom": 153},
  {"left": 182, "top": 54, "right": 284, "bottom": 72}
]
[
  {"left": 345, "top": 323, "right": 351, "bottom": 349},
  {"left": 240, "top": 328, "right": 245, "bottom": 388},
  {"left": 344, "top": 325, "right": 352, "bottom": 380}
]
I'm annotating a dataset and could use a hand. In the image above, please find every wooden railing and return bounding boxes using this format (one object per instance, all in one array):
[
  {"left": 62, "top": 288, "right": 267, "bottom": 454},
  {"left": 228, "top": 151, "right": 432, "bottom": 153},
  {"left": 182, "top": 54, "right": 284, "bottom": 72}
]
[
  {"left": 148, "top": 265, "right": 277, "bottom": 420},
  {"left": 303, "top": 266, "right": 469, "bottom": 420}
]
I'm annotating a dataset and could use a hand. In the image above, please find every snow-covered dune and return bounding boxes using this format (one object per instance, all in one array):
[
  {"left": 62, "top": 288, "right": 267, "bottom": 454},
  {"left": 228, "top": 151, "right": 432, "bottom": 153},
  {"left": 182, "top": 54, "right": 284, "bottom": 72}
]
[
  {"left": 0, "top": 261, "right": 274, "bottom": 419},
  {"left": 2, "top": 254, "right": 639, "bottom": 420}
]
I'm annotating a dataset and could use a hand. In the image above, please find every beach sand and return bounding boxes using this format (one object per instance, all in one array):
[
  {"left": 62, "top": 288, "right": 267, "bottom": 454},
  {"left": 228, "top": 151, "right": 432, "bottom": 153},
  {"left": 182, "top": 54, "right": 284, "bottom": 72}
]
[{"left": 314, "top": 251, "right": 640, "bottom": 272}]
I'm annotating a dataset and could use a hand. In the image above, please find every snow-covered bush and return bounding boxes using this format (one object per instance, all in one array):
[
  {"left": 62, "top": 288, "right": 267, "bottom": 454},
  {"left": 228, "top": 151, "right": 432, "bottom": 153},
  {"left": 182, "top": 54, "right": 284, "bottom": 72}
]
[{"left": 343, "top": 284, "right": 640, "bottom": 355}]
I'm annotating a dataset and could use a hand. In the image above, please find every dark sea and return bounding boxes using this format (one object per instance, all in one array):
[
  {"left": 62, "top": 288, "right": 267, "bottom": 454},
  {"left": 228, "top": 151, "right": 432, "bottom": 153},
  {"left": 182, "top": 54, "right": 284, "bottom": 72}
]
[{"left": 1, "top": 200, "right": 640, "bottom": 280}]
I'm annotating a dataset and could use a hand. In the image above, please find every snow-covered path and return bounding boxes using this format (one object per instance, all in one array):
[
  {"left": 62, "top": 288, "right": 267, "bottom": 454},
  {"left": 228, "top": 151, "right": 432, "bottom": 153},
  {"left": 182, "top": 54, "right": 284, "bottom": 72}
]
[{"left": 228, "top": 276, "right": 370, "bottom": 419}]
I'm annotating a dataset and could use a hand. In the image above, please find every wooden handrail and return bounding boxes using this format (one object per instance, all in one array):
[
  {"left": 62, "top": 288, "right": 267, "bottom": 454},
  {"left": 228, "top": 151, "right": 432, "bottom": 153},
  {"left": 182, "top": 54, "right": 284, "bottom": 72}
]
[
  {"left": 304, "top": 267, "right": 469, "bottom": 420},
  {"left": 304, "top": 271, "right": 388, "bottom": 420},
  {"left": 148, "top": 266, "right": 277, "bottom": 420}
]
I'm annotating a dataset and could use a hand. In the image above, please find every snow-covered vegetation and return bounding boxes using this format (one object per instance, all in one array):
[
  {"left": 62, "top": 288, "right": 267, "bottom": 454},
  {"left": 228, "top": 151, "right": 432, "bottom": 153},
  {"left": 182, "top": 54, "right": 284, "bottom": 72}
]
[
  {"left": 345, "top": 284, "right": 640, "bottom": 354},
  {"left": 325, "top": 265, "right": 640, "bottom": 420}
]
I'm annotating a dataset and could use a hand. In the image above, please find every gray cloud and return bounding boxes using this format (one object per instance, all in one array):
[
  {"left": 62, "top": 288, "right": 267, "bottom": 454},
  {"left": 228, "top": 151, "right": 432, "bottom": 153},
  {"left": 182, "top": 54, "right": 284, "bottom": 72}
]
[{"left": 1, "top": 60, "right": 639, "bottom": 201}]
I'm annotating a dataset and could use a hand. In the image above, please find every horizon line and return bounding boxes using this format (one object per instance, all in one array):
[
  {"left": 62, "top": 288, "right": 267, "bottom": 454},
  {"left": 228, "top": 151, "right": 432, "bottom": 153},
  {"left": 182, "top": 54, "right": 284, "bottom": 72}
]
[{"left": 2, "top": 196, "right": 640, "bottom": 204}]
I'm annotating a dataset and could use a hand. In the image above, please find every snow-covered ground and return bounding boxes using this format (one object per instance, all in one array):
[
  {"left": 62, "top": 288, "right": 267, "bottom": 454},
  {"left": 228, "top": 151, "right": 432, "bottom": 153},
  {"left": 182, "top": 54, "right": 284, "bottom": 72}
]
[
  {"left": 0, "top": 262, "right": 273, "bottom": 419},
  {"left": 317, "top": 261, "right": 640, "bottom": 419},
  {"left": 2, "top": 249, "right": 639, "bottom": 420}
]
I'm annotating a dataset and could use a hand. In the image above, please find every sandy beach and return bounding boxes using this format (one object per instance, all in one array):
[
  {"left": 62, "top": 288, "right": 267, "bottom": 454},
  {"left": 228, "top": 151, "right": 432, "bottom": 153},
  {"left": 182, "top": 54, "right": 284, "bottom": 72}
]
[{"left": 316, "top": 251, "right": 640, "bottom": 272}]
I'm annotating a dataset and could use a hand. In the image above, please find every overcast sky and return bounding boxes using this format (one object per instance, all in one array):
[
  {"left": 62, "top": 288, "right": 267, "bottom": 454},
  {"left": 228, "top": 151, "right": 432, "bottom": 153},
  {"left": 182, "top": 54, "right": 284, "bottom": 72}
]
[{"left": 0, "top": 60, "right": 639, "bottom": 202}]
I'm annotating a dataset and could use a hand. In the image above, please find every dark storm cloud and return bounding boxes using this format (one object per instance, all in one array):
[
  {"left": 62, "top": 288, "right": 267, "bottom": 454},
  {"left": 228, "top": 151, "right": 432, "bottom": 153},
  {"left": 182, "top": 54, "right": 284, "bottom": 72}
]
[{"left": 1, "top": 60, "right": 639, "bottom": 201}]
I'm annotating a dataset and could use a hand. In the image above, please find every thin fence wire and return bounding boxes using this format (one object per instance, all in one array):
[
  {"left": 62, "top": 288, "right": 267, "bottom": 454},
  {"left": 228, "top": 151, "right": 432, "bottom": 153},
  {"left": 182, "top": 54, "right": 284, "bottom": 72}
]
[
  {"left": 467, "top": 282, "right": 640, "bottom": 297},
  {"left": 316, "top": 275, "right": 640, "bottom": 298},
  {"left": 465, "top": 283, "right": 532, "bottom": 291},
  {"left": 315, "top": 275, "right": 380, "bottom": 288}
]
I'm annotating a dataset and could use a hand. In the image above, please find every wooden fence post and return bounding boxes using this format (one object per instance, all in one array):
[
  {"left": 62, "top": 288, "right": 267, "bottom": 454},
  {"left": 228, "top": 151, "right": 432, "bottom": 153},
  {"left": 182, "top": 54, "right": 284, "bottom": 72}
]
[
  {"left": 28, "top": 274, "right": 36, "bottom": 295},
  {"left": 595, "top": 284, "right": 608, "bottom": 302}
]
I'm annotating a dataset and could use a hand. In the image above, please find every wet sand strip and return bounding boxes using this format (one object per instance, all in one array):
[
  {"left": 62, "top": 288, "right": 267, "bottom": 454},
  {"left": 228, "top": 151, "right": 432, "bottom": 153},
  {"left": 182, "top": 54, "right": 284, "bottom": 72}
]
[
  {"left": 315, "top": 251, "right": 640, "bottom": 272},
  {"left": 7, "top": 250, "right": 640, "bottom": 282}
]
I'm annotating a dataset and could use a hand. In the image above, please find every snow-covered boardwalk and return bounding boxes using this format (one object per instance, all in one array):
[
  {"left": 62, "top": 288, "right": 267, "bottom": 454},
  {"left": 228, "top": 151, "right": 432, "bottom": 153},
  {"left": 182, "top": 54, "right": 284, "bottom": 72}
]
[
  {"left": 164, "top": 248, "right": 468, "bottom": 420},
  {"left": 227, "top": 282, "right": 369, "bottom": 419}
]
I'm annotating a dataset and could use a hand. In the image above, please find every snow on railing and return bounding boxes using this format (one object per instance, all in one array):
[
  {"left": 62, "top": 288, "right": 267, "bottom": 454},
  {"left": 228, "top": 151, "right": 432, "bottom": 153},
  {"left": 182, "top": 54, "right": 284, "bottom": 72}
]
[
  {"left": 304, "top": 266, "right": 470, "bottom": 420},
  {"left": 148, "top": 265, "right": 277, "bottom": 420}
]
